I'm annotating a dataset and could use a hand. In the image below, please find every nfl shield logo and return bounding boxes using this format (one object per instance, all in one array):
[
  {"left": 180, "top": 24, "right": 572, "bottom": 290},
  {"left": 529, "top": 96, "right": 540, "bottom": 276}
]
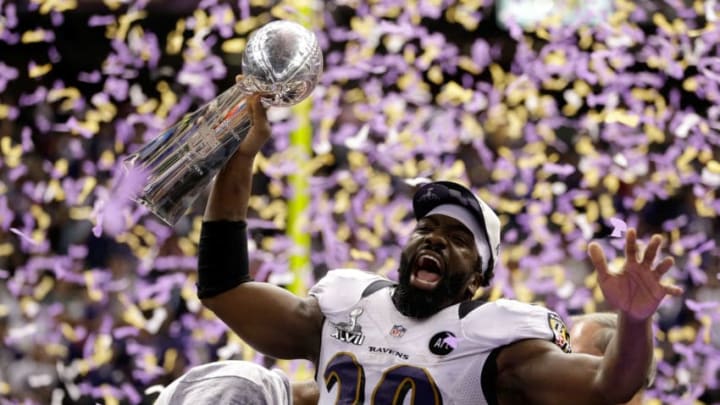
[{"left": 390, "top": 325, "right": 406, "bottom": 337}]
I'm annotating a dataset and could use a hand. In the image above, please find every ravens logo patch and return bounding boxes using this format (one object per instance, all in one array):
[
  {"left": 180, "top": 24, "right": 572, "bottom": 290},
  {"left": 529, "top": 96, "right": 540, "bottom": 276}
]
[{"left": 548, "top": 312, "right": 572, "bottom": 353}]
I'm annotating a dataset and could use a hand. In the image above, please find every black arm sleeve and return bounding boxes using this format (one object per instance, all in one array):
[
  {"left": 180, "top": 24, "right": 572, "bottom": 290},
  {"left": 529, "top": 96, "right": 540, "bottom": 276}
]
[{"left": 197, "top": 220, "right": 251, "bottom": 299}]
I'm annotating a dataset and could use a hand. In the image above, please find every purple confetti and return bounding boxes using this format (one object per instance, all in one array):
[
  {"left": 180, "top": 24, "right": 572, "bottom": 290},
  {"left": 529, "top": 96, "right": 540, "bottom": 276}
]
[{"left": 608, "top": 218, "right": 628, "bottom": 238}]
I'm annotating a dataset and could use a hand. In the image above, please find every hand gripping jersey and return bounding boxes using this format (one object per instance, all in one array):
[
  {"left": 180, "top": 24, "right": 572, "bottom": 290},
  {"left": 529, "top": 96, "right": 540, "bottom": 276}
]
[{"left": 309, "top": 269, "right": 571, "bottom": 405}]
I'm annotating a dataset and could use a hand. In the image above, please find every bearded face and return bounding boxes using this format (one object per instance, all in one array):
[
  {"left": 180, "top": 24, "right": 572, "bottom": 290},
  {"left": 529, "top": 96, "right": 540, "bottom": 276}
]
[
  {"left": 392, "top": 215, "right": 482, "bottom": 319},
  {"left": 392, "top": 252, "right": 475, "bottom": 318}
]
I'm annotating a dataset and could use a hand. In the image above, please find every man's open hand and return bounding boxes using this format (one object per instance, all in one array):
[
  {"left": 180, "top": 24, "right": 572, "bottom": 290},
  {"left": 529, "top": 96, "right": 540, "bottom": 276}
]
[{"left": 588, "top": 228, "right": 684, "bottom": 320}]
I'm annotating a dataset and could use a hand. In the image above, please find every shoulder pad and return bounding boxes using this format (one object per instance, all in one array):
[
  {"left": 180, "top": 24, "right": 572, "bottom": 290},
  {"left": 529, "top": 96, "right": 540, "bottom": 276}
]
[
  {"left": 309, "top": 269, "right": 385, "bottom": 315},
  {"left": 463, "top": 299, "right": 572, "bottom": 353}
]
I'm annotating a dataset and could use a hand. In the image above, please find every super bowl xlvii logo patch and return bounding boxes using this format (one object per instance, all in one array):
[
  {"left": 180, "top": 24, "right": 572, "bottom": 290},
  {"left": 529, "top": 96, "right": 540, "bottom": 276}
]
[
  {"left": 548, "top": 312, "right": 572, "bottom": 353},
  {"left": 331, "top": 307, "right": 366, "bottom": 345}
]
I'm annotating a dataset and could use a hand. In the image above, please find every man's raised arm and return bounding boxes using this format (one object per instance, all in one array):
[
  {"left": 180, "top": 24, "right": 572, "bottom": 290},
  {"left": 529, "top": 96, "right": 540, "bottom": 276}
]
[
  {"left": 495, "top": 228, "right": 683, "bottom": 405},
  {"left": 584, "top": 229, "right": 681, "bottom": 401},
  {"left": 198, "top": 92, "right": 323, "bottom": 362}
]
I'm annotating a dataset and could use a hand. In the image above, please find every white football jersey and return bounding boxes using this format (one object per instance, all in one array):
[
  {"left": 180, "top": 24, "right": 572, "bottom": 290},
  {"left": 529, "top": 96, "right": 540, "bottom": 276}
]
[{"left": 309, "top": 269, "right": 571, "bottom": 405}]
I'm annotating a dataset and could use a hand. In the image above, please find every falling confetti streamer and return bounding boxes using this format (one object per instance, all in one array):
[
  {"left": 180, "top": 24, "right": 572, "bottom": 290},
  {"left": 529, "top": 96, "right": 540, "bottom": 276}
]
[{"left": 608, "top": 217, "right": 628, "bottom": 238}]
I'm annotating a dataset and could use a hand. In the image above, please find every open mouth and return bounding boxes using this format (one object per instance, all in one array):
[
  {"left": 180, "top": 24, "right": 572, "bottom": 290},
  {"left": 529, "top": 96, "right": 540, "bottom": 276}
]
[{"left": 411, "top": 251, "right": 444, "bottom": 290}]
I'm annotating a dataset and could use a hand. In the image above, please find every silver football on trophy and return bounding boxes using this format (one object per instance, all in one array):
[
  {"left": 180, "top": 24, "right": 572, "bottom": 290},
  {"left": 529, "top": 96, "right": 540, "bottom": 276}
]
[{"left": 238, "top": 20, "right": 323, "bottom": 106}]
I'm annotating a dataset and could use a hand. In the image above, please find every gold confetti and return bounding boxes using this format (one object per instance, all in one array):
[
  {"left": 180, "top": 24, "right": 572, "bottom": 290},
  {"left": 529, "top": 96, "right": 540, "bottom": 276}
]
[
  {"left": 334, "top": 190, "right": 351, "bottom": 214},
  {"left": 119, "top": 295, "right": 146, "bottom": 329},
  {"left": 497, "top": 198, "right": 524, "bottom": 214},
  {"left": 61, "top": 323, "right": 78, "bottom": 342},
  {"left": 48, "top": 87, "right": 82, "bottom": 111},
  {"left": 33, "top": 275, "right": 54, "bottom": 300},
  {"left": 632, "top": 196, "right": 647, "bottom": 211},
  {"left": 667, "top": 326, "right": 697, "bottom": 343},
  {"left": 544, "top": 49, "right": 567, "bottom": 66},
  {"left": 427, "top": 65, "right": 443, "bottom": 85},
  {"left": 21, "top": 29, "right": 50, "bottom": 43},
  {"left": 350, "top": 247, "right": 374, "bottom": 261},
  {"left": 178, "top": 237, "right": 196, "bottom": 256},
  {"left": 706, "top": 160, "right": 720, "bottom": 174},
  {"left": 0, "top": 104, "right": 10, "bottom": 120},
  {"left": 99, "top": 150, "right": 116, "bottom": 167},
  {"left": 35, "top": 0, "right": 77, "bottom": 14},
  {"left": 514, "top": 283, "right": 534, "bottom": 303},
  {"left": 0, "top": 243, "right": 13, "bottom": 257},
  {"left": 103, "top": 0, "right": 122, "bottom": 10},
  {"left": 103, "top": 390, "right": 119, "bottom": 405},
  {"left": 436, "top": 81, "right": 474, "bottom": 105},
  {"left": 0, "top": 136, "right": 22, "bottom": 168},
  {"left": 222, "top": 38, "right": 246, "bottom": 54},
  {"left": 644, "top": 123, "right": 666, "bottom": 143},
  {"left": 677, "top": 147, "right": 698, "bottom": 169},
  {"left": 28, "top": 63, "right": 52, "bottom": 78},
  {"left": 166, "top": 20, "right": 186, "bottom": 55},
  {"left": 683, "top": 77, "right": 699, "bottom": 92},
  {"left": 69, "top": 206, "right": 93, "bottom": 220},
  {"left": 136, "top": 99, "right": 159, "bottom": 114},
  {"left": 605, "top": 109, "right": 640, "bottom": 127},
  {"left": 113, "top": 10, "right": 148, "bottom": 41},
  {"left": 578, "top": 27, "right": 593, "bottom": 49},
  {"left": 696, "top": 198, "right": 716, "bottom": 217},
  {"left": 163, "top": 349, "right": 178, "bottom": 373},
  {"left": 652, "top": 12, "right": 675, "bottom": 35}
]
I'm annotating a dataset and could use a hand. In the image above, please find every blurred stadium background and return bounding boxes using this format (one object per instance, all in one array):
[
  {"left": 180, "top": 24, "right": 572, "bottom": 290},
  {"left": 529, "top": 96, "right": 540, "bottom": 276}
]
[{"left": 0, "top": 0, "right": 718, "bottom": 403}]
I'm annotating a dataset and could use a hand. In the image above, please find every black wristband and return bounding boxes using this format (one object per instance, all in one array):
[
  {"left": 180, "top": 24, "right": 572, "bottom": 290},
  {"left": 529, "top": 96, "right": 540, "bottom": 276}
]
[{"left": 197, "top": 220, "right": 251, "bottom": 299}]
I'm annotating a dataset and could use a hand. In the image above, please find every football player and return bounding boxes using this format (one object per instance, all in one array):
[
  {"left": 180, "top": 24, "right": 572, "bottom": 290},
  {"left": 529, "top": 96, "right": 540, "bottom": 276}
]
[{"left": 195, "top": 93, "right": 682, "bottom": 404}]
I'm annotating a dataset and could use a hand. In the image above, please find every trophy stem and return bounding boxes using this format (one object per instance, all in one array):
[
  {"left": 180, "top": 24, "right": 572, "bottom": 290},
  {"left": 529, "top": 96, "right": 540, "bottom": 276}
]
[{"left": 124, "top": 83, "right": 255, "bottom": 225}]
